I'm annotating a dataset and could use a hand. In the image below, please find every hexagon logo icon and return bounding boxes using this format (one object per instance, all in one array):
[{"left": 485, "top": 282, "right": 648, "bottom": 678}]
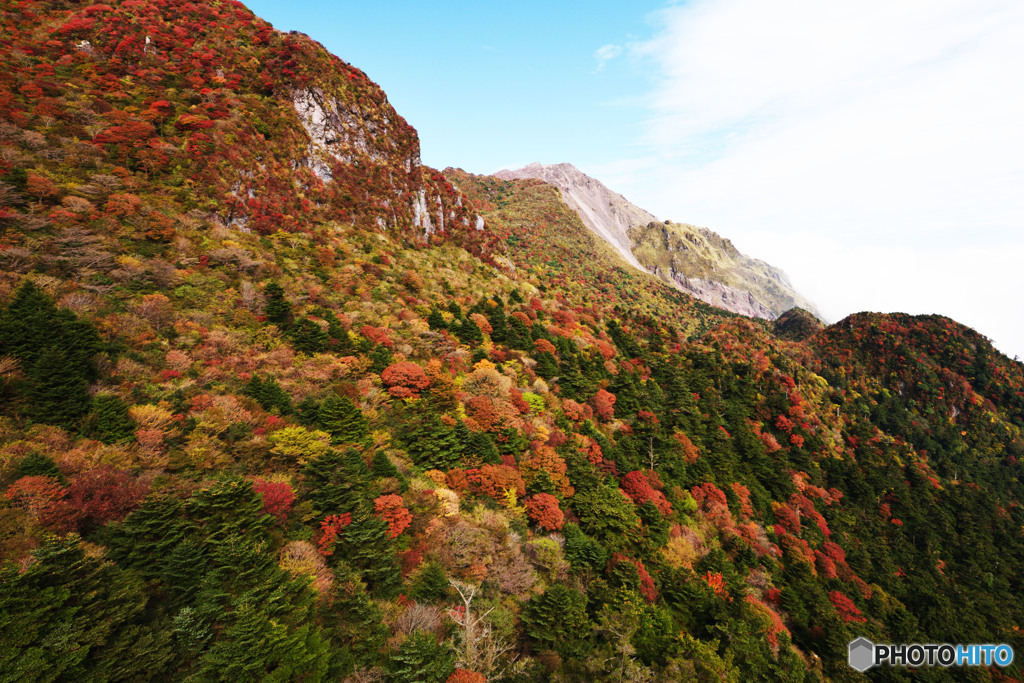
[{"left": 849, "top": 637, "right": 876, "bottom": 672}]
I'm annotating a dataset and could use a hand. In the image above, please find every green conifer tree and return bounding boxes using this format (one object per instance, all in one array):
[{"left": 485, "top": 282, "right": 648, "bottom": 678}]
[
  {"left": 263, "top": 281, "right": 291, "bottom": 326},
  {"left": 371, "top": 451, "right": 402, "bottom": 480},
  {"left": 91, "top": 393, "right": 136, "bottom": 444},
  {"left": 387, "top": 630, "right": 456, "bottom": 683},
  {"left": 303, "top": 449, "right": 370, "bottom": 516},
  {"left": 26, "top": 346, "right": 93, "bottom": 428},
  {"left": 290, "top": 317, "right": 330, "bottom": 354},
  {"left": 318, "top": 395, "right": 368, "bottom": 444},
  {"left": 319, "top": 561, "right": 389, "bottom": 674},
  {"left": 522, "top": 584, "right": 591, "bottom": 658},
  {"left": 337, "top": 512, "right": 401, "bottom": 597},
  {"left": 427, "top": 308, "right": 447, "bottom": 330}
]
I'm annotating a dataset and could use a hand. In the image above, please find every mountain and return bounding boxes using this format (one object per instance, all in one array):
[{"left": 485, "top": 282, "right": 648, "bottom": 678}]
[
  {"left": 494, "top": 162, "right": 654, "bottom": 271},
  {"left": 495, "top": 162, "right": 819, "bottom": 320},
  {"left": 2, "top": 1, "right": 1024, "bottom": 681},
  {"left": 631, "top": 220, "right": 822, "bottom": 320}
]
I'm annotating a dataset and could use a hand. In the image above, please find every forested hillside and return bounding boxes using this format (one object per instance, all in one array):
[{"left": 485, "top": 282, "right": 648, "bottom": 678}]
[{"left": 2, "top": 1, "right": 1023, "bottom": 681}]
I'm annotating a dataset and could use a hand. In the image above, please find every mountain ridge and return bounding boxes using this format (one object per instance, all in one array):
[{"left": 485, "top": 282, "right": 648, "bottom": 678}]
[{"left": 494, "top": 162, "right": 820, "bottom": 320}]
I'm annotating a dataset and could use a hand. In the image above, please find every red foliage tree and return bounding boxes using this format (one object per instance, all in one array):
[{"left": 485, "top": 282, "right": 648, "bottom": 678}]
[
  {"left": 829, "top": 590, "right": 867, "bottom": 623},
  {"left": 704, "top": 571, "right": 731, "bottom": 601},
  {"left": 374, "top": 493, "right": 412, "bottom": 538},
  {"left": 690, "top": 482, "right": 728, "bottom": 510},
  {"left": 381, "top": 361, "right": 430, "bottom": 398},
  {"left": 360, "top": 324, "right": 393, "bottom": 348},
  {"left": 447, "top": 670, "right": 486, "bottom": 683},
  {"left": 63, "top": 467, "right": 148, "bottom": 532},
  {"left": 591, "top": 389, "right": 616, "bottom": 421},
  {"left": 730, "top": 482, "right": 753, "bottom": 518},
  {"left": 522, "top": 445, "right": 573, "bottom": 497},
  {"left": 5, "top": 475, "right": 68, "bottom": 529},
  {"left": 252, "top": 478, "right": 295, "bottom": 523},
  {"left": 317, "top": 513, "right": 352, "bottom": 557},
  {"left": 673, "top": 432, "right": 700, "bottom": 464},
  {"left": 620, "top": 471, "right": 672, "bottom": 516},
  {"left": 524, "top": 493, "right": 564, "bottom": 531},
  {"left": 464, "top": 464, "right": 526, "bottom": 500},
  {"left": 533, "top": 338, "right": 557, "bottom": 355}
]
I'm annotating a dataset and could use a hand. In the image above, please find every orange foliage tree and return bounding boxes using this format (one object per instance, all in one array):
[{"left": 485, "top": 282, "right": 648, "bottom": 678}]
[
  {"left": 374, "top": 493, "right": 412, "bottom": 538},
  {"left": 381, "top": 361, "right": 430, "bottom": 398},
  {"left": 524, "top": 493, "right": 564, "bottom": 531}
]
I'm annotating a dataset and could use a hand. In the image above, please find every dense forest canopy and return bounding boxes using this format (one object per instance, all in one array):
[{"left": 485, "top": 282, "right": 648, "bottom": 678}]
[{"left": 1, "top": 0, "right": 1023, "bottom": 680}]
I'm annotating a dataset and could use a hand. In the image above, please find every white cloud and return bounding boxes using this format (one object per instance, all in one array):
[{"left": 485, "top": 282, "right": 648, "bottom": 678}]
[
  {"left": 615, "top": 0, "right": 1024, "bottom": 359},
  {"left": 594, "top": 43, "right": 624, "bottom": 70}
]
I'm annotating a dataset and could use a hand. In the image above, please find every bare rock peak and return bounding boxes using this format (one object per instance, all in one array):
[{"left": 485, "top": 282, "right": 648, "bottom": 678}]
[{"left": 494, "top": 162, "right": 820, "bottom": 321}]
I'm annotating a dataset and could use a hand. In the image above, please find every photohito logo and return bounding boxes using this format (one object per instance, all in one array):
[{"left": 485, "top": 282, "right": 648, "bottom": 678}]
[{"left": 848, "top": 637, "right": 1014, "bottom": 672}]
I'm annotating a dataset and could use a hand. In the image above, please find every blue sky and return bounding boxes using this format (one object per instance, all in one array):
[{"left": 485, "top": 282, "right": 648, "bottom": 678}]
[
  {"left": 245, "top": 0, "right": 1024, "bottom": 361},
  {"left": 245, "top": 0, "right": 662, "bottom": 173}
]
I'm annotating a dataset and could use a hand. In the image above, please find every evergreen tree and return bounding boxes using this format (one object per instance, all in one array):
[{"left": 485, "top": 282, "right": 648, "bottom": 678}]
[
  {"left": 388, "top": 630, "right": 456, "bottom": 683},
  {"left": 0, "top": 536, "right": 173, "bottom": 681},
  {"left": 485, "top": 302, "right": 509, "bottom": 343},
  {"left": 399, "top": 407, "right": 460, "bottom": 470},
  {"left": 470, "top": 431, "right": 502, "bottom": 465},
  {"left": 290, "top": 317, "right": 330, "bottom": 354},
  {"left": 26, "top": 346, "right": 93, "bottom": 428},
  {"left": 263, "top": 281, "right": 291, "bottom": 326},
  {"left": 371, "top": 450, "right": 402, "bottom": 480},
  {"left": 454, "top": 316, "right": 483, "bottom": 346},
  {"left": 563, "top": 522, "right": 608, "bottom": 572},
  {"left": 410, "top": 561, "right": 450, "bottom": 602},
  {"left": 534, "top": 351, "right": 559, "bottom": 380},
  {"left": 0, "top": 281, "right": 101, "bottom": 376},
  {"left": 303, "top": 449, "right": 371, "bottom": 516},
  {"left": 558, "top": 351, "right": 586, "bottom": 399},
  {"left": 106, "top": 496, "right": 190, "bottom": 579},
  {"left": 319, "top": 562, "right": 389, "bottom": 675},
  {"left": 243, "top": 375, "right": 292, "bottom": 414},
  {"left": 507, "top": 315, "right": 533, "bottom": 350},
  {"left": 607, "top": 319, "right": 642, "bottom": 359},
  {"left": 294, "top": 396, "right": 321, "bottom": 426},
  {"left": 427, "top": 308, "right": 447, "bottom": 330},
  {"left": 197, "top": 602, "right": 330, "bottom": 681},
  {"left": 91, "top": 393, "right": 136, "bottom": 444},
  {"left": 522, "top": 584, "right": 591, "bottom": 658},
  {"left": 337, "top": 512, "right": 402, "bottom": 597},
  {"left": 317, "top": 395, "right": 368, "bottom": 445},
  {"left": 16, "top": 452, "right": 65, "bottom": 482},
  {"left": 369, "top": 344, "right": 393, "bottom": 373}
]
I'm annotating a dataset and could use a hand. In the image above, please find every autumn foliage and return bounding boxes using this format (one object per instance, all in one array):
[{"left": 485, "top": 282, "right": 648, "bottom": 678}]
[
  {"left": 382, "top": 361, "right": 430, "bottom": 398},
  {"left": 524, "top": 493, "right": 564, "bottom": 531},
  {"left": 374, "top": 493, "right": 412, "bottom": 538}
]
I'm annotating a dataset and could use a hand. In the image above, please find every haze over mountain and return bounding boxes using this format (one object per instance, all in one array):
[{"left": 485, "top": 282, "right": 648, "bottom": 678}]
[
  {"left": 1, "top": 1, "right": 1023, "bottom": 681},
  {"left": 496, "top": 162, "right": 819, "bottom": 320}
]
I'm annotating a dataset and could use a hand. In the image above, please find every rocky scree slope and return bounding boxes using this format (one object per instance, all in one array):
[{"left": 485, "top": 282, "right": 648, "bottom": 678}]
[{"left": 496, "top": 162, "right": 818, "bottom": 320}]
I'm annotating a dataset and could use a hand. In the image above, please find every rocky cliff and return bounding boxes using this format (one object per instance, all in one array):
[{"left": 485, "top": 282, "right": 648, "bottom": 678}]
[{"left": 630, "top": 221, "right": 823, "bottom": 320}]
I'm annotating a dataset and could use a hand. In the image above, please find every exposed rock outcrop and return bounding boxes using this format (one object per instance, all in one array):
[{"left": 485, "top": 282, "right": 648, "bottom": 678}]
[{"left": 494, "top": 163, "right": 821, "bottom": 320}]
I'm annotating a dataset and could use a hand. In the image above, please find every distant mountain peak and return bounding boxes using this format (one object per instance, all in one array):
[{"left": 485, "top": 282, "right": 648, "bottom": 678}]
[{"left": 494, "top": 163, "right": 820, "bottom": 320}]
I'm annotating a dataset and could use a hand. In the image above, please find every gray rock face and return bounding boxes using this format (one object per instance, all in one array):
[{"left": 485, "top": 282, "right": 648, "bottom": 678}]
[{"left": 493, "top": 162, "right": 821, "bottom": 321}]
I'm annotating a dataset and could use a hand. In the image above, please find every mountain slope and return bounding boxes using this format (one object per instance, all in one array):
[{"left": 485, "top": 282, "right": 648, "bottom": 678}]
[
  {"left": 496, "top": 162, "right": 819, "bottom": 320},
  {"left": 631, "top": 220, "right": 822, "bottom": 320},
  {"left": 494, "top": 162, "right": 653, "bottom": 271},
  {"left": 2, "top": 2, "right": 1024, "bottom": 682}
]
